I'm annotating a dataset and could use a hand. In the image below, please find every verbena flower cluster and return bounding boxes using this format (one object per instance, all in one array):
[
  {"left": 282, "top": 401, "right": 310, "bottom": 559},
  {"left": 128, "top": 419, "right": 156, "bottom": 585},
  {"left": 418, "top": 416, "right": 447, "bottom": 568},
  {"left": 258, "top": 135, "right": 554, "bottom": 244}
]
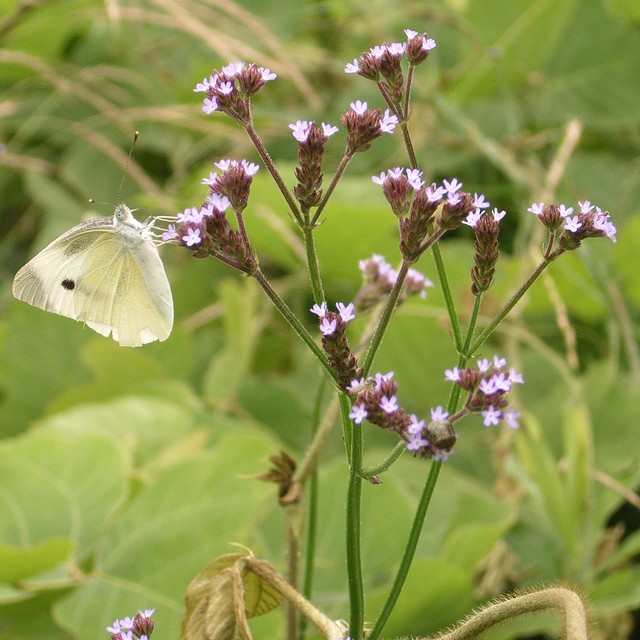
[
  {"left": 106, "top": 609, "right": 154, "bottom": 640},
  {"left": 343, "top": 355, "right": 523, "bottom": 461},
  {"left": 153, "top": 27, "right": 616, "bottom": 468}
]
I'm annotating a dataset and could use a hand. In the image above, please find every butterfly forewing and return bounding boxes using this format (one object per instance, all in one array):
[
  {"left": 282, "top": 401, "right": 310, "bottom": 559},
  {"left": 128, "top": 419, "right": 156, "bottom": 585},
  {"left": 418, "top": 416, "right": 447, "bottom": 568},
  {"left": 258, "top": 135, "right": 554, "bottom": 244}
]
[{"left": 12, "top": 211, "right": 173, "bottom": 347}]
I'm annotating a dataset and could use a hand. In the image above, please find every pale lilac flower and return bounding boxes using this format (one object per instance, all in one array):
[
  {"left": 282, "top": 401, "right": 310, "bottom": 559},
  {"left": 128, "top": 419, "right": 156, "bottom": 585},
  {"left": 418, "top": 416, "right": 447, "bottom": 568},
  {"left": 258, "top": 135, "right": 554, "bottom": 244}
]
[
  {"left": 479, "top": 378, "right": 498, "bottom": 395},
  {"left": 406, "top": 168, "right": 424, "bottom": 189},
  {"left": 503, "top": 407, "right": 521, "bottom": 429},
  {"left": 426, "top": 184, "right": 446, "bottom": 202},
  {"left": 430, "top": 406, "right": 449, "bottom": 421},
  {"left": 218, "top": 81, "right": 234, "bottom": 95},
  {"left": 242, "top": 161, "right": 260, "bottom": 175},
  {"left": 380, "top": 395, "right": 398, "bottom": 413},
  {"left": 579, "top": 200, "right": 595, "bottom": 213},
  {"left": 444, "top": 367, "right": 460, "bottom": 382},
  {"left": 422, "top": 36, "right": 437, "bottom": 50},
  {"left": 207, "top": 194, "right": 231, "bottom": 211},
  {"left": 260, "top": 67, "right": 277, "bottom": 82},
  {"left": 492, "top": 208, "right": 507, "bottom": 222},
  {"left": 161, "top": 224, "right": 178, "bottom": 242},
  {"left": 477, "top": 358, "right": 491, "bottom": 373},
  {"left": 387, "top": 42, "right": 406, "bottom": 56},
  {"left": 473, "top": 193, "right": 490, "bottom": 210},
  {"left": 405, "top": 29, "right": 418, "bottom": 38},
  {"left": 349, "top": 403, "right": 368, "bottom": 424},
  {"left": 443, "top": 178, "right": 463, "bottom": 195},
  {"left": 345, "top": 59, "right": 360, "bottom": 74},
  {"left": 379, "top": 110, "right": 399, "bottom": 133},
  {"left": 463, "top": 210, "right": 483, "bottom": 227},
  {"left": 482, "top": 406, "right": 501, "bottom": 426},
  {"left": 336, "top": 302, "right": 356, "bottom": 323},
  {"left": 194, "top": 77, "right": 211, "bottom": 92},
  {"left": 350, "top": 100, "right": 368, "bottom": 115},
  {"left": 407, "top": 414, "right": 425, "bottom": 435},
  {"left": 593, "top": 213, "right": 617, "bottom": 242},
  {"left": 509, "top": 368, "right": 524, "bottom": 384},
  {"left": 491, "top": 372, "right": 511, "bottom": 392},
  {"left": 183, "top": 227, "right": 202, "bottom": 246},
  {"left": 202, "top": 97, "right": 218, "bottom": 114},
  {"left": 347, "top": 377, "right": 365, "bottom": 394},
  {"left": 290, "top": 120, "right": 311, "bottom": 142},
  {"left": 564, "top": 216, "right": 582, "bottom": 233},
  {"left": 493, "top": 355, "right": 507, "bottom": 369},
  {"left": 407, "top": 434, "right": 429, "bottom": 451},
  {"left": 322, "top": 122, "right": 339, "bottom": 136},
  {"left": 319, "top": 317, "right": 337, "bottom": 335},
  {"left": 222, "top": 61, "right": 243, "bottom": 75},
  {"left": 176, "top": 207, "right": 200, "bottom": 224},
  {"left": 310, "top": 302, "right": 328, "bottom": 317},
  {"left": 558, "top": 204, "right": 574, "bottom": 218},
  {"left": 201, "top": 171, "right": 218, "bottom": 186},
  {"left": 527, "top": 202, "right": 545, "bottom": 216}
]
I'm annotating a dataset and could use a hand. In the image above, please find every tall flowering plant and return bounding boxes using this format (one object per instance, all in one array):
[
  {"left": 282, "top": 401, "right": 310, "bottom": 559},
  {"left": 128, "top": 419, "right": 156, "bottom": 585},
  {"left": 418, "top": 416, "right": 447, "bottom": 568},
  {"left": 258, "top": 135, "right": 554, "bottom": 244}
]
[{"left": 119, "top": 30, "right": 614, "bottom": 640}]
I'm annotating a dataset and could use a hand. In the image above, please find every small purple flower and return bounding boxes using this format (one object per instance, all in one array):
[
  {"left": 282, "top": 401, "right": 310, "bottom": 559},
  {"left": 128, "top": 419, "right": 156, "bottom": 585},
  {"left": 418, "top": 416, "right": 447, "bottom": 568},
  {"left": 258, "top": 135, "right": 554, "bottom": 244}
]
[
  {"left": 344, "top": 59, "right": 360, "bottom": 74},
  {"left": 183, "top": 227, "right": 202, "bottom": 247},
  {"left": 289, "top": 120, "right": 311, "bottom": 142},
  {"left": 564, "top": 216, "right": 582, "bottom": 232},
  {"left": 350, "top": 100, "right": 368, "bottom": 115},
  {"left": 310, "top": 302, "right": 328, "bottom": 318},
  {"left": 473, "top": 193, "right": 490, "bottom": 210},
  {"left": 319, "top": 317, "right": 337, "bottom": 335},
  {"left": 477, "top": 358, "right": 491, "bottom": 373},
  {"left": 379, "top": 109, "right": 399, "bottom": 133},
  {"left": 492, "top": 208, "right": 506, "bottom": 222},
  {"left": 321, "top": 122, "right": 339, "bottom": 137},
  {"left": 579, "top": 200, "right": 595, "bottom": 213},
  {"left": 463, "top": 210, "right": 483, "bottom": 227},
  {"left": 503, "top": 407, "right": 521, "bottom": 429},
  {"left": 161, "top": 224, "right": 178, "bottom": 242},
  {"left": 443, "top": 178, "right": 463, "bottom": 196},
  {"left": 349, "top": 403, "right": 368, "bottom": 424},
  {"left": 527, "top": 202, "right": 545, "bottom": 216},
  {"left": 407, "top": 414, "right": 425, "bottom": 435},
  {"left": 558, "top": 204, "right": 574, "bottom": 218},
  {"left": 482, "top": 406, "right": 501, "bottom": 426},
  {"left": 336, "top": 302, "right": 356, "bottom": 323},
  {"left": 202, "top": 97, "right": 218, "bottom": 114},
  {"left": 430, "top": 406, "right": 449, "bottom": 421},
  {"left": 493, "top": 355, "right": 507, "bottom": 369},
  {"left": 380, "top": 395, "right": 398, "bottom": 413},
  {"left": 444, "top": 367, "right": 460, "bottom": 382},
  {"left": 194, "top": 77, "right": 212, "bottom": 92}
]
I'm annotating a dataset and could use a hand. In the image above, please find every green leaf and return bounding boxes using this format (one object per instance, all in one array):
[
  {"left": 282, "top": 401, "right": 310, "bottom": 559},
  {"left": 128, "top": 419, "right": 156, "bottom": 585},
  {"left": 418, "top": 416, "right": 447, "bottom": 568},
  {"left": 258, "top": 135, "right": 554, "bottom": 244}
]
[{"left": 0, "top": 539, "right": 74, "bottom": 583}]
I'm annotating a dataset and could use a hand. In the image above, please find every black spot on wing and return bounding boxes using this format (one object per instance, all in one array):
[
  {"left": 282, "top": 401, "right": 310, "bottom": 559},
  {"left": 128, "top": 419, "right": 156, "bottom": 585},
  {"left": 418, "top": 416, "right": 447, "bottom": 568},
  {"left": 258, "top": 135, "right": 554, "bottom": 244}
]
[{"left": 61, "top": 279, "right": 75, "bottom": 290}]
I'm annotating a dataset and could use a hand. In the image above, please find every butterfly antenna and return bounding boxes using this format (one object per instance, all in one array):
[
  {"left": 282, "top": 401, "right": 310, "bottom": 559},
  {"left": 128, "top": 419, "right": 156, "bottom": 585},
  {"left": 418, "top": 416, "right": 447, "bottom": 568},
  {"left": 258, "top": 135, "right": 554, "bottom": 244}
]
[{"left": 117, "top": 130, "right": 140, "bottom": 203}]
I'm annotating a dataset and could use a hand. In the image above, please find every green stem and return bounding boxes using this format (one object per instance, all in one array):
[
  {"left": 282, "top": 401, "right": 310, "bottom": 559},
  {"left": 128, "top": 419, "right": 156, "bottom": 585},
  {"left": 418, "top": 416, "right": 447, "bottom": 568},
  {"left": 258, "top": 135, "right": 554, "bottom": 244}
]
[
  {"left": 252, "top": 268, "right": 338, "bottom": 385},
  {"left": 299, "top": 381, "right": 326, "bottom": 640},
  {"left": 345, "top": 393, "right": 364, "bottom": 640},
  {"left": 244, "top": 121, "right": 303, "bottom": 225},
  {"left": 360, "top": 440, "right": 406, "bottom": 478},
  {"left": 468, "top": 256, "right": 555, "bottom": 356},
  {"left": 368, "top": 460, "right": 442, "bottom": 640},
  {"left": 303, "top": 223, "right": 325, "bottom": 303},
  {"left": 311, "top": 152, "right": 353, "bottom": 226},
  {"left": 431, "top": 242, "right": 463, "bottom": 353},
  {"left": 362, "top": 260, "right": 411, "bottom": 375}
]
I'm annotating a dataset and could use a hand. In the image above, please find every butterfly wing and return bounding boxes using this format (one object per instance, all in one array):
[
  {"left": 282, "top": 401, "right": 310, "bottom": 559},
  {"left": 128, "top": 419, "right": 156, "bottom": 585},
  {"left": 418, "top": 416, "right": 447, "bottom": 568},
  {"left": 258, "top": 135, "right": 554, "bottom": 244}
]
[{"left": 13, "top": 217, "right": 173, "bottom": 347}]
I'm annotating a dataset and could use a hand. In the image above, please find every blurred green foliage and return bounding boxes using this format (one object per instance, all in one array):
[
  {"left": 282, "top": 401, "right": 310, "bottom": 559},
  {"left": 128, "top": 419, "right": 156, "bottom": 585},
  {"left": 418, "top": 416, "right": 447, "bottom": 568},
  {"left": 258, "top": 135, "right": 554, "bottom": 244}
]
[{"left": 0, "top": 0, "right": 639, "bottom": 639}]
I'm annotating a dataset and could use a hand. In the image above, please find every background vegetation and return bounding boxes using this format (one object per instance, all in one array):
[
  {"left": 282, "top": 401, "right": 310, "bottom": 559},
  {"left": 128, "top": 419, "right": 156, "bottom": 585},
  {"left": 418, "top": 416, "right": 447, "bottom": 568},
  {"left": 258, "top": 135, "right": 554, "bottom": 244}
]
[{"left": 1, "top": 0, "right": 639, "bottom": 638}]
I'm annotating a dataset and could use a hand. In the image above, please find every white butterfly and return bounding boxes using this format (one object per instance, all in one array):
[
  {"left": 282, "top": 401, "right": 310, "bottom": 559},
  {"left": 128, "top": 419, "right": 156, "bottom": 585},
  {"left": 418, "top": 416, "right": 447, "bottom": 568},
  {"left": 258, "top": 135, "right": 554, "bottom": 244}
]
[{"left": 12, "top": 204, "right": 173, "bottom": 347}]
